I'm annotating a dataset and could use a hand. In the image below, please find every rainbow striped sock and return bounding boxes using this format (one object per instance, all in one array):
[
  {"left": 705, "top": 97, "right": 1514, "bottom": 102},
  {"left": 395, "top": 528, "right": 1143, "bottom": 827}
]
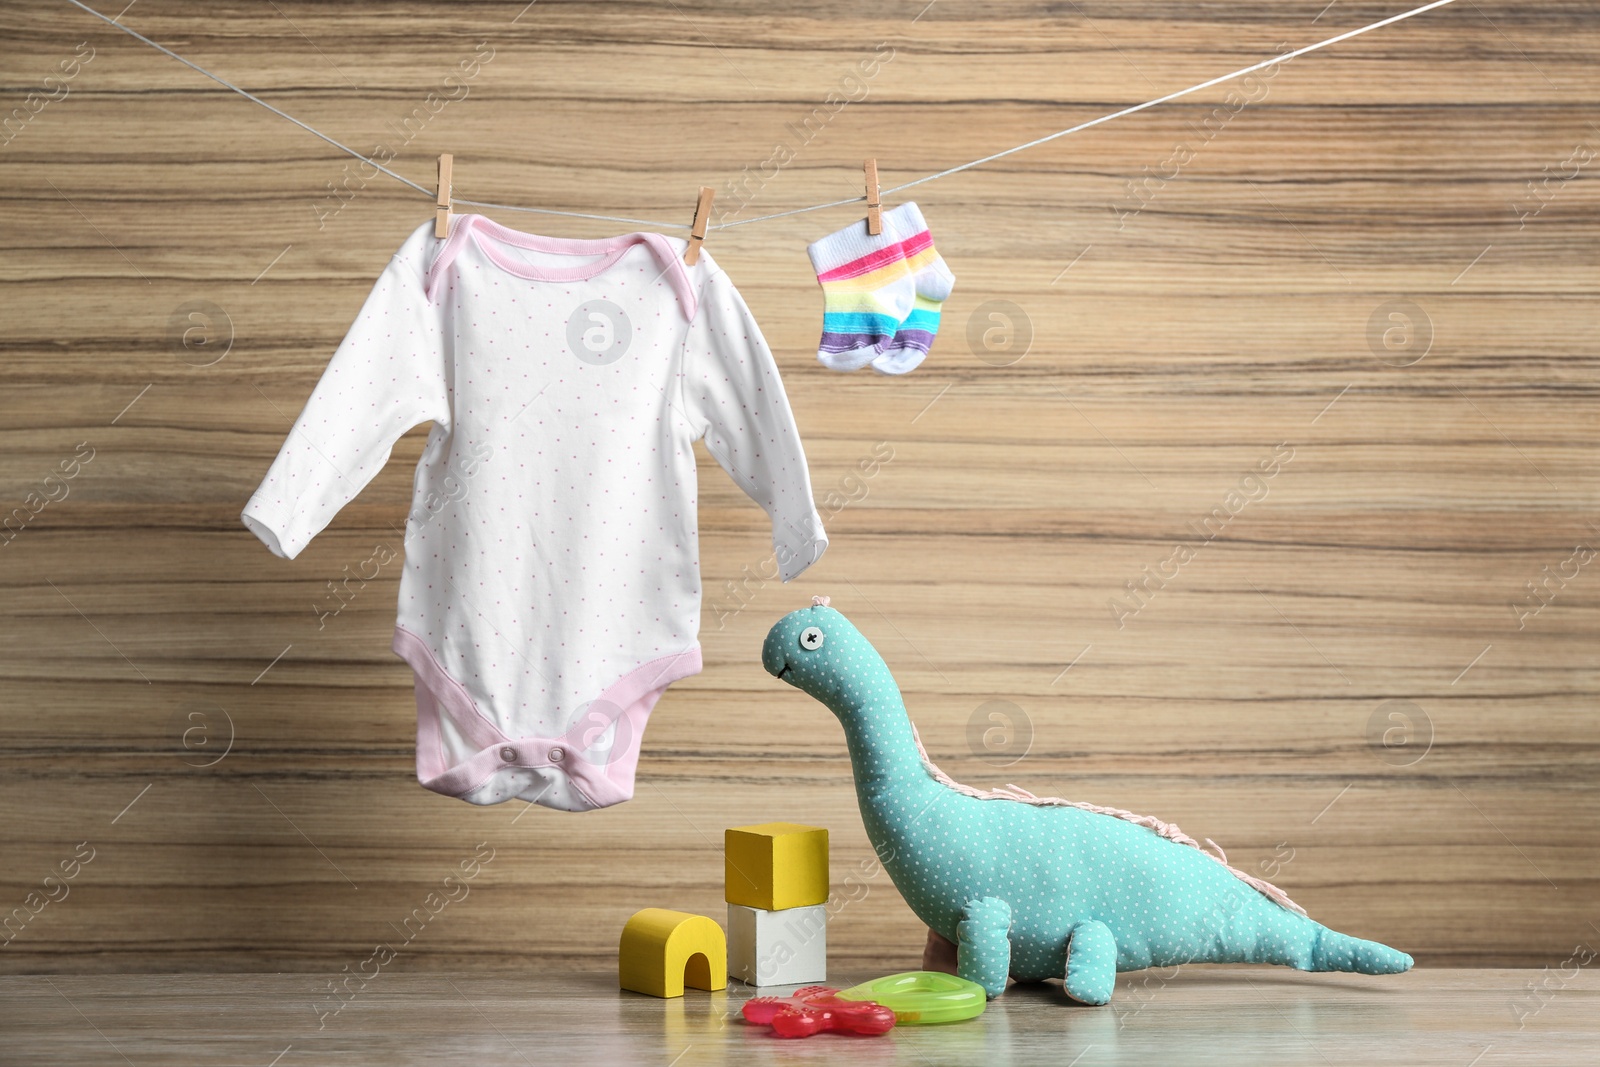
[
  {"left": 874, "top": 234, "right": 955, "bottom": 376},
  {"left": 807, "top": 203, "right": 937, "bottom": 372}
]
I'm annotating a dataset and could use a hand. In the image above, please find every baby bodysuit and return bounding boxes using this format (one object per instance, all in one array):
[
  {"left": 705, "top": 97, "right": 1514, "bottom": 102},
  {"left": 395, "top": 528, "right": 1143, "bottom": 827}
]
[{"left": 243, "top": 215, "right": 827, "bottom": 811}]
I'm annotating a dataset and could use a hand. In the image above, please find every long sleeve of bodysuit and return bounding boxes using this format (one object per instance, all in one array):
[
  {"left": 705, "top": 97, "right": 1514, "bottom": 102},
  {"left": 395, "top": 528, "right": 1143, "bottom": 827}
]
[
  {"left": 242, "top": 226, "right": 450, "bottom": 559},
  {"left": 679, "top": 264, "right": 827, "bottom": 582}
]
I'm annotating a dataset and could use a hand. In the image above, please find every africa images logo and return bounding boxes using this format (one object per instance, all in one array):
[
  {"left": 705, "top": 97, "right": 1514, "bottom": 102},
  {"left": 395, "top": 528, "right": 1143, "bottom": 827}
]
[{"left": 566, "top": 299, "right": 632, "bottom": 365}]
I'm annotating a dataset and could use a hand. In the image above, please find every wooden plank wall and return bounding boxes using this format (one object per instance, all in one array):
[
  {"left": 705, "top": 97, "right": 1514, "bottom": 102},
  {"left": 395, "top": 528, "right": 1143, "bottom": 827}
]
[{"left": 1, "top": 1, "right": 1595, "bottom": 973}]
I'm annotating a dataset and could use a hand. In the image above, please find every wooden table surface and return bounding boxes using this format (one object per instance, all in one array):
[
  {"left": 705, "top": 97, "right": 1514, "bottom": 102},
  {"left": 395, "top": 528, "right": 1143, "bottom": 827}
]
[
  {"left": 2, "top": 0, "right": 1597, "bottom": 975},
  {"left": 3, "top": 967, "right": 1596, "bottom": 1066}
]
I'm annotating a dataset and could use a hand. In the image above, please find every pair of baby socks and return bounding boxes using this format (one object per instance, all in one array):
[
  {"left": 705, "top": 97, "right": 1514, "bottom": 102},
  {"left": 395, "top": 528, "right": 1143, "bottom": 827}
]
[{"left": 807, "top": 202, "right": 955, "bottom": 375}]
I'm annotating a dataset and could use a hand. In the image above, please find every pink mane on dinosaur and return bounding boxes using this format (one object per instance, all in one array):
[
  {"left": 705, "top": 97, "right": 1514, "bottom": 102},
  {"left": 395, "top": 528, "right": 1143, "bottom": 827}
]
[{"left": 908, "top": 724, "right": 1307, "bottom": 916}]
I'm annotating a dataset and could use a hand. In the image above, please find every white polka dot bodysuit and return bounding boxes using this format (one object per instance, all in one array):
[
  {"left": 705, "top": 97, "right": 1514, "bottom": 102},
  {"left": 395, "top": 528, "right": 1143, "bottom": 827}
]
[{"left": 242, "top": 216, "right": 828, "bottom": 811}]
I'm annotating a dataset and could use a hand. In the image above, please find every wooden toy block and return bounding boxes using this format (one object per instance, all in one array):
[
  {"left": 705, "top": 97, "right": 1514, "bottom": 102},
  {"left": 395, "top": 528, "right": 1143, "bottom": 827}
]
[
  {"left": 618, "top": 908, "right": 727, "bottom": 998},
  {"left": 724, "top": 822, "right": 828, "bottom": 911},
  {"left": 727, "top": 902, "right": 827, "bottom": 986}
]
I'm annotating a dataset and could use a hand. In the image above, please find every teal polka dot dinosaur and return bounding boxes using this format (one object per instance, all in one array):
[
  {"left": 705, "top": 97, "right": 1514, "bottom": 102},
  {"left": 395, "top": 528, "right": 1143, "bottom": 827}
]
[{"left": 762, "top": 599, "right": 1413, "bottom": 1005}]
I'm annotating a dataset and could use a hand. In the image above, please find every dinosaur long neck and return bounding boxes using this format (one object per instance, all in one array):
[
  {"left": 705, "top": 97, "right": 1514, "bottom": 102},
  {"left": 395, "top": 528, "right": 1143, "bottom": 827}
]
[{"left": 830, "top": 677, "right": 943, "bottom": 842}]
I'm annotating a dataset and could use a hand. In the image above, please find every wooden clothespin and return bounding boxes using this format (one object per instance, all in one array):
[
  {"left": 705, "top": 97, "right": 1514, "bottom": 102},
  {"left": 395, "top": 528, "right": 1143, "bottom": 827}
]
[
  {"left": 864, "top": 159, "right": 882, "bottom": 235},
  {"left": 684, "top": 186, "right": 715, "bottom": 265},
  {"left": 434, "top": 153, "right": 454, "bottom": 238}
]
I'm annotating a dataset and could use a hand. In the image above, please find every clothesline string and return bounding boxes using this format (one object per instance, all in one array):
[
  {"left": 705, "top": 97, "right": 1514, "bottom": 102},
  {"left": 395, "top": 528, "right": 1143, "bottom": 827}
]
[{"left": 65, "top": 0, "right": 1460, "bottom": 233}]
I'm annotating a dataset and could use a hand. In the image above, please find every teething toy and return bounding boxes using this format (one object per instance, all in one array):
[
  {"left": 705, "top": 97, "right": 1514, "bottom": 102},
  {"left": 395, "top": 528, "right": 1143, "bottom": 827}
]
[
  {"left": 837, "top": 971, "right": 988, "bottom": 1024},
  {"left": 741, "top": 986, "right": 896, "bottom": 1038}
]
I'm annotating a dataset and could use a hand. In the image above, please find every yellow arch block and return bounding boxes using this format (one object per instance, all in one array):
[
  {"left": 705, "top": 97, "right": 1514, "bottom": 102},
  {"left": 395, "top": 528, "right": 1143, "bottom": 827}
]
[{"left": 618, "top": 908, "right": 727, "bottom": 998}]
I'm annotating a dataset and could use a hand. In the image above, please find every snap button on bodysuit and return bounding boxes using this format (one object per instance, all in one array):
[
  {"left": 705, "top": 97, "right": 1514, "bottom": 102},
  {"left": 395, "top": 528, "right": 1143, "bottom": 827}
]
[
  {"left": 499, "top": 746, "right": 518, "bottom": 763},
  {"left": 548, "top": 746, "right": 566, "bottom": 763}
]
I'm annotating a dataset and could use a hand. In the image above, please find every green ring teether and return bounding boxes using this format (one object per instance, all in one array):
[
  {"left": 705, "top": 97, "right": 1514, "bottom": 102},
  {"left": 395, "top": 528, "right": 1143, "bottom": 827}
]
[{"left": 836, "top": 971, "right": 987, "bottom": 1025}]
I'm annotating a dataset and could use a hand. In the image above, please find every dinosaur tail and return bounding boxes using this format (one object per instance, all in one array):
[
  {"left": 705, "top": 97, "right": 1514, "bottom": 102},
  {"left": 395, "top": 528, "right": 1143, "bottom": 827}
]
[{"left": 1307, "top": 925, "right": 1414, "bottom": 975}]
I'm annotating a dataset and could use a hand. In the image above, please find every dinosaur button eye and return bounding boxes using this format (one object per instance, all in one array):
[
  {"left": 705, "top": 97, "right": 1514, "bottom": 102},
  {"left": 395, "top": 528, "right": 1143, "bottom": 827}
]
[{"left": 799, "top": 626, "right": 825, "bottom": 650}]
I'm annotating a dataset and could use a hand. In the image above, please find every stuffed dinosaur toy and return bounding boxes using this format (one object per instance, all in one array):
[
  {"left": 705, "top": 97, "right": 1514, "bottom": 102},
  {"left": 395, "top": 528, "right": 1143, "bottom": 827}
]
[{"left": 761, "top": 599, "right": 1413, "bottom": 1005}]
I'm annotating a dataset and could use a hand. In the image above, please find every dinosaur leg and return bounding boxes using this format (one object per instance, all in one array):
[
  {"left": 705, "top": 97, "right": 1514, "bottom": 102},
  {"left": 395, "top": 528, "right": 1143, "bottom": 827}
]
[
  {"left": 1063, "top": 920, "right": 1119, "bottom": 1006},
  {"left": 956, "top": 897, "right": 1013, "bottom": 999}
]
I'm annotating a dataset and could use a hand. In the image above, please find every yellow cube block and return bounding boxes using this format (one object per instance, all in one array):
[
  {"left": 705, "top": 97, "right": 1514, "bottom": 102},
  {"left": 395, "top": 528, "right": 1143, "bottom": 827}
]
[{"left": 725, "top": 822, "right": 828, "bottom": 911}]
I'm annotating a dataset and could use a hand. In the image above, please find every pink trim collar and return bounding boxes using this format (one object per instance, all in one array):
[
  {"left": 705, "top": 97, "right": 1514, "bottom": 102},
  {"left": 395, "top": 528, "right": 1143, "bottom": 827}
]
[{"left": 424, "top": 213, "right": 697, "bottom": 320}]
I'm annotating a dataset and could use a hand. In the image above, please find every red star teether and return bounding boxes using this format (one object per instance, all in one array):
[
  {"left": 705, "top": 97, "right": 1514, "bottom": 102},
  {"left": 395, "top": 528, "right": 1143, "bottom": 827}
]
[{"left": 740, "top": 986, "right": 896, "bottom": 1039}]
